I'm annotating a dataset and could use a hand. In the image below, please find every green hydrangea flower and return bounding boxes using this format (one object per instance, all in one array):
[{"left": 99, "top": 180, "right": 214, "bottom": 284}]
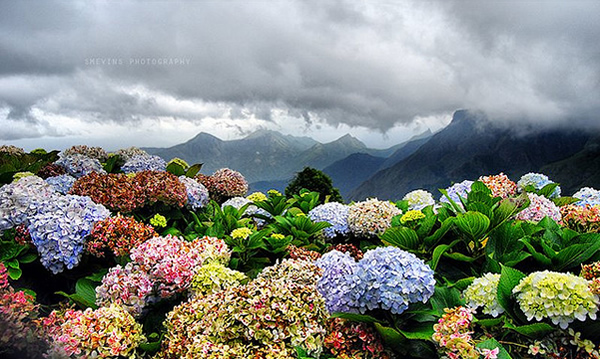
[
  {"left": 150, "top": 213, "right": 167, "bottom": 228},
  {"left": 230, "top": 227, "right": 253, "bottom": 240},
  {"left": 400, "top": 210, "right": 425, "bottom": 225},
  {"left": 513, "top": 271, "right": 599, "bottom": 329},
  {"left": 12, "top": 172, "right": 35, "bottom": 182},
  {"left": 463, "top": 273, "right": 504, "bottom": 317},
  {"left": 189, "top": 261, "right": 247, "bottom": 298},
  {"left": 246, "top": 191, "right": 267, "bottom": 202}
]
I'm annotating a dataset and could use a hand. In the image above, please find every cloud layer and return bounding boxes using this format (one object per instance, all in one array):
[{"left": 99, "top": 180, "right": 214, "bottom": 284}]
[{"left": 1, "top": 0, "right": 599, "bottom": 147}]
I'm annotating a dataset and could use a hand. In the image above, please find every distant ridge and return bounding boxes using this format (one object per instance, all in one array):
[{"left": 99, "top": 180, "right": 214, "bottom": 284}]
[{"left": 349, "top": 110, "right": 594, "bottom": 201}]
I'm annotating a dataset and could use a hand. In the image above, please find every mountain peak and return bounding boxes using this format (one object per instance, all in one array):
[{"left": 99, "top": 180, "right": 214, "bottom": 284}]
[
  {"left": 329, "top": 133, "right": 366, "bottom": 148},
  {"left": 188, "top": 132, "right": 223, "bottom": 143},
  {"left": 244, "top": 129, "right": 283, "bottom": 140}
]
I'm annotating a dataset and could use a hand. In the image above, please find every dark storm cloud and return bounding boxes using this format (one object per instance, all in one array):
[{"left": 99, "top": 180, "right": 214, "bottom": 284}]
[{"left": 1, "top": 0, "right": 599, "bottom": 141}]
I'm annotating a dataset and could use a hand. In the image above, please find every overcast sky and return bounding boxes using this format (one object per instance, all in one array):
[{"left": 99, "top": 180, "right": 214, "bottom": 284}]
[{"left": 1, "top": 0, "right": 599, "bottom": 151}]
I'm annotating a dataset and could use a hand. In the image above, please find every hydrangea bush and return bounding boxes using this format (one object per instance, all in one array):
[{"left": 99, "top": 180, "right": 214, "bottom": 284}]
[
  {"left": 463, "top": 273, "right": 504, "bottom": 317},
  {"left": 479, "top": 172, "right": 517, "bottom": 198},
  {"left": 440, "top": 179, "right": 474, "bottom": 204},
  {"left": 347, "top": 198, "right": 401, "bottom": 238},
  {"left": 55, "top": 153, "right": 106, "bottom": 178},
  {"left": 28, "top": 194, "right": 111, "bottom": 273},
  {"left": 316, "top": 247, "right": 435, "bottom": 315},
  {"left": 515, "top": 192, "right": 561, "bottom": 223},
  {"left": 403, "top": 189, "right": 435, "bottom": 210},
  {"left": 121, "top": 154, "right": 167, "bottom": 173},
  {"left": 308, "top": 202, "right": 350, "bottom": 238},
  {"left": 157, "top": 259, "right": 328, "bottom": 359},
  {"left": 517, "top": 172, "right": 561, "bottom": 198},
  {"left": 513, "top": 271, "right": 599, "bottom": 329}
]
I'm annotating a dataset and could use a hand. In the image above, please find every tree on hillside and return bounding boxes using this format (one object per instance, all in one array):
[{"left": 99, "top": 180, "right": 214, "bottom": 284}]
[{"left": 285, "top": 167, "right": 343, "bottom": 203}]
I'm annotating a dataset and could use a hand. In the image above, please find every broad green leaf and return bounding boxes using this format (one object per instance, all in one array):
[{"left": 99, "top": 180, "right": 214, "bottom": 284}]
[
  {"left": 68, "top": 278, "right": 99, "bottom": 309},
  {"left": 18, "top": 252, "right": 37, "bottom": 264},
  {"left": 185, "top": 163, "right": 203, "bottom": 178},
  {"left": 475, "top": 318, "right": 503, "bottom": 328},
  {"left": 519, "top": 238, "right": 552, "bottom": 266},
  {"left": 455, "top": 211, "right": 490, "bottom": 241},
  {"left": 416, "top": 206, "right": 437, "bottom": 238},
  {"left": 491, "top": 196, "right": 528, "bottom": 228},
  {"left": 429, "top": 241, "right": 454, "bottom": 271},
  {"left": 553, "top": 196, "right": 580, "bottom": 207},
  {"left": 503, "top": 321, "right": 555, "bottom": 339},
  {"left": 373, "top": 323, "right": 407, "bottom": 352},
  {"left": 554, "top": 240, "right": 600, "bottom": 271},
  {"left": 443, "top": 252, "right": 478, "bottom": 262},
  {"left": 381, "top": 227, "right": 419, "bottom": 250},
  {"left": 539, "top": 183, "right": 559, "bottom": 198},
  {"left": 423, "top": 217, "right": 455, "bottom": 247},
  {"left": 7, "top": 266, "right": 22, "bottom": 280},
  {"left": 166, "top": 162, "right": 186, "bottom": 176},
  {"left": 398, "top": 322, "right": 435, "bottom": 340},
  {"left": 430, "top": 286, "right": 464, "bottom": 315},
  {"left": 497, "top": 266, "right": 526, "bottom": 320}
]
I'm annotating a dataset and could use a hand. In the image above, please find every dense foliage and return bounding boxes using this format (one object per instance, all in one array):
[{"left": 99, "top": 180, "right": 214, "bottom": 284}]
[{"left": 2, "top": 146, "right": 600, "bottom": 358}]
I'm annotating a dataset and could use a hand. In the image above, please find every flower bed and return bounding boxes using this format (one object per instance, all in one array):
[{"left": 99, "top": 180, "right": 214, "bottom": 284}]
[{"left": 2, "top": 148, "right": 600, "bottom": 359}]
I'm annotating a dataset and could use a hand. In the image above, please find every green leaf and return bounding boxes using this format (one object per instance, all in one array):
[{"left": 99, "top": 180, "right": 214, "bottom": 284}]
[
  {"left": 503, "top": 321, "right": 555, "bottom": 339},
  {"left": 185, "top": 163, "right": 203, "bottom": 178},
  {"left": 430, "top": 286, "right": 464, "bottom": 315},
  {"left": 380, "top": 227, "right": 419, "bottom": 250},
  {"left": 397, "top": 322, "right": 435, "bottom": 340},
  {"left": 7, "top": 266, "right": 22, "bottom": 280},
  {"left": 455, "top": 211, "right": 490, "bottom": 241},
  {"left": 539, "top": 183, "right": 559, "bottom": 198},
  {"left": 416, "top": 206, "right": 437, "bottom": 238},
  {"left": 166, "top": 162, "right": 186, "bottom": 176},
  {"left": 423, "top": 217, "right": 454, "bottom": 247},
  {"left": 429, "top": 240, "right": 460, "bottom": 270},
  {"left": 519, "top": 238, "right": 552, "bottom": 266},
  {"left": 68, "top": 278, "right": 99, "bottom": 309},
  {"left": 443, "top": 252, "right": 478, "bottom": 262},
  {"left": 374, "top": 323, "right": 407, "bottom": 352},
  {"left": 476, "top": 338, "right": 512, "bottom": 359},
  {"left": 475, "top": 318, "right": 503, "bottom": 328},
  {"left": 497, "top": 265, "right": 526, "bottom": 320},
  {"left": 554, "top": 240, "right": 600, "bottom": 271},
  {"left": 330, "top": 312, "right": 381, "bottom": 323},
  {"left": 491, "top": 196, "right": 528, "bottom": 228},
  {"left": 18, "top": 252, "right": 37, "bottom": 263}
]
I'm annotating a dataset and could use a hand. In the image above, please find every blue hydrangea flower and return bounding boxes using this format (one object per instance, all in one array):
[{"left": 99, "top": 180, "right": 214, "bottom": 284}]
[
  {"left": 56, "top": 153, "right": 106, "bottom": 178},
  {"left": 121, "top": 154, "right": 167, "bottom": 173},
  {"left": 315, "top": 250, "right": 360, "bottom": 313},
  {"left": 45, "top": 174, "right": 76, "bottom": 194},
  {"left": 178, "top": 176, "right": 209, "bottom": 210},
  {"left": 0, "top": 176, "right": 56, "bottom": 233},
  {"left": 308, "top": 202, "right": 350, "bottom": 238},
  {"left": 352, "top": 247, "right": 435, "bottom": 315},
  {"left": 517, "top": 172, "right": 561, "bottom": 198},
  {"left": 28, "top": 194, "right": 110, "bottom": 274},
  {"left": 440, "top": 180, "right": 474, "bottom": 204},
  {"left": 573, "top": 187, "right": 600, "bottom": 207}
]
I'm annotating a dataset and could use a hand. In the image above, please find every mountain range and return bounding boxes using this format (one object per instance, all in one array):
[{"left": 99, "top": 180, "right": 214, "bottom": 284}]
[
  {"left": 143, "top": 128, "right": 432, "bottom": 194},
  {"left": 145, "top": 110, "right": 600, "bottom": 201}
]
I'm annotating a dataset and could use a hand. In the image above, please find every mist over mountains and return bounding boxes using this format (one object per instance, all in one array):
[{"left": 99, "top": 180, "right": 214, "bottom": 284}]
[{"left": 145, "top": 110, "right": 600, "bottom": 201}]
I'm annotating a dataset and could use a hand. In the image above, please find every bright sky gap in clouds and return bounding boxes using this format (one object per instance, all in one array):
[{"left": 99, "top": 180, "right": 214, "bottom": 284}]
[{"left": 1, "top": 0, "right": 599, "bottom": 151}]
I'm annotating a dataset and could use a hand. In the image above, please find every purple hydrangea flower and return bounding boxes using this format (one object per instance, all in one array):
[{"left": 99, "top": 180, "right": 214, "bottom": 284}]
[
  {"left": 28, "top": 194, "right": 110, "bottom": 274},
  {"left": 121, "top": 155, "right": 167, "bottom": 173},
  {"left": 0, "top": 176, "right": 56, "bottom": 233},
  {"left": 56, "top": 154, "right": 106, "bottom": 178},
  {"left": 178, "top": 176, "right": 209, "bottom": 210},
  {"left": 440, "top": 180, "right": 474, "bottom": 204},
  {"left": 315, "top": 250, "right": 360, "bottom": 313},
  {"left": 308, "top": 202, "right": 350, "bottom": 238},
  {"left": 45, "top": 174, "right": 76, "bottom": 194}
]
